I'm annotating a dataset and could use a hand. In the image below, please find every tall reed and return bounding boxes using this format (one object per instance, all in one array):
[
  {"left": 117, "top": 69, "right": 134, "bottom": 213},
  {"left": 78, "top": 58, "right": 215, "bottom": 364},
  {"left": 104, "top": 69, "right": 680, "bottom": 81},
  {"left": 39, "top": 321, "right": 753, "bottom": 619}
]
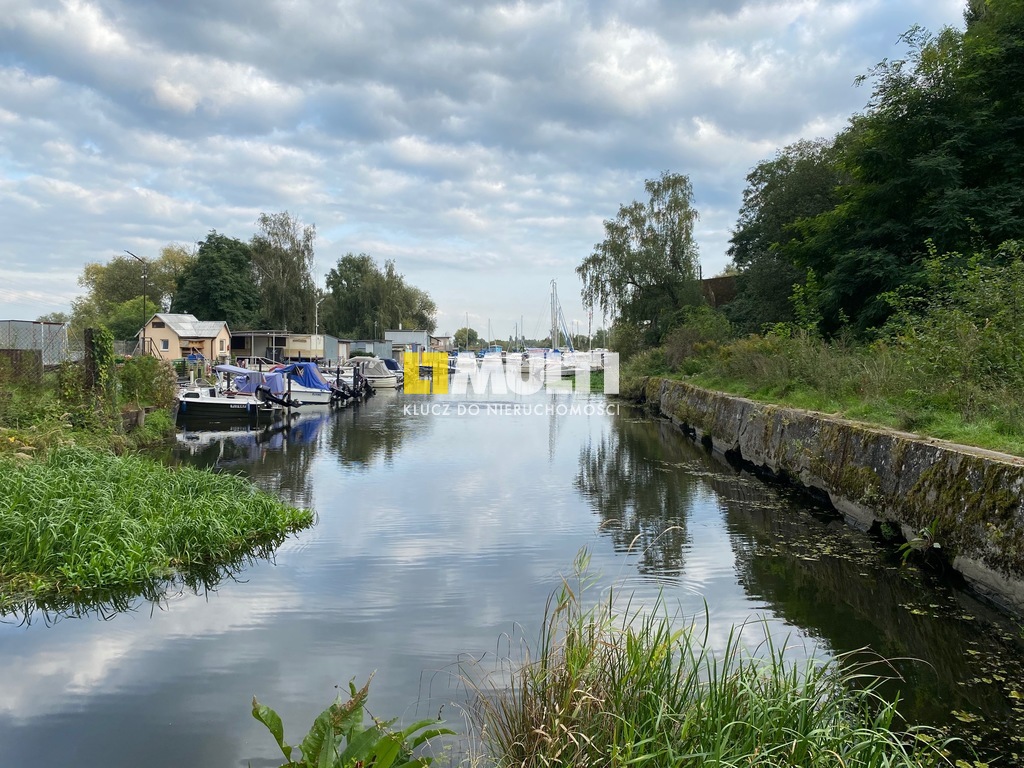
[
  {"left": 474, "top": 552, "right": 955, "bottom": 767},
  {"left": 0, "top": 445, "right": 312, "bottom": 606}
]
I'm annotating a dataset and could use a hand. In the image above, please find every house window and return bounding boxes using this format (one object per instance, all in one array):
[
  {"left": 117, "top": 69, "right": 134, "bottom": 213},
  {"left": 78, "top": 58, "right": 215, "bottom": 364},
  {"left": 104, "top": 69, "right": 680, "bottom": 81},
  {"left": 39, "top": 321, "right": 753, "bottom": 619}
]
[
  {"left": 152, "top": 321, "right": 165, "bottom": 329},
  {"left": 219, "top": 339, "right": 225, "bottom": 351},
  {"left": 161, "top": 339, "right": 169, "bottom": 351}
]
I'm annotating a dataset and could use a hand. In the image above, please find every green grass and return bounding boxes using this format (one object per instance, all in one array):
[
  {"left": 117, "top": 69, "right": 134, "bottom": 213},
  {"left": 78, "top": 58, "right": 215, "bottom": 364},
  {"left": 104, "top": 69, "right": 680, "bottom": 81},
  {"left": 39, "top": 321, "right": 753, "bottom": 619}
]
[
  {"left": 621, "top": 331, "right": 1024, "bottom": 457},
  {"left": 474, "top": 551, "right": 957, "bottom": 768},
  {"left": 686, "top": 371, "right": 1024, "bottom": 457},
  {"left": 0, "top": 445, "right": 313, "bottom": 608}
]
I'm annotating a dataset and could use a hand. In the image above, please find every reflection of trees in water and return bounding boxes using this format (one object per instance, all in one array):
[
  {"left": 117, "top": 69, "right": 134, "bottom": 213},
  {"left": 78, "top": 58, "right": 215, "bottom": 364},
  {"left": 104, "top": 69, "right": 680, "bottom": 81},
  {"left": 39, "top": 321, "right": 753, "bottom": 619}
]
[
  {"left": 577, "top": 409, "right": 1024, "bottom": 757},
  {"left": 576, "top": 416, "right": 712, "bottom": 577},
  {"left": 702, "top": 470, "right": 1024, "bottom": 759},
  {"left": 325, "top": 399, "right": 411, "bottom": 469}
]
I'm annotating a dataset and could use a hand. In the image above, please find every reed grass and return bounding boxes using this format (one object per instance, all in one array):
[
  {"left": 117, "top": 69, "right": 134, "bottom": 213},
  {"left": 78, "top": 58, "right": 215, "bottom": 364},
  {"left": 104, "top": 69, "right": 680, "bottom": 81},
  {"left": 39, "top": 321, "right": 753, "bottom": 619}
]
[
  {"left": 474, "top": 552, "right": 955, "bottom": 767},
  {"left": 0, "top": 445, "right": 313, "bottom": 606}
]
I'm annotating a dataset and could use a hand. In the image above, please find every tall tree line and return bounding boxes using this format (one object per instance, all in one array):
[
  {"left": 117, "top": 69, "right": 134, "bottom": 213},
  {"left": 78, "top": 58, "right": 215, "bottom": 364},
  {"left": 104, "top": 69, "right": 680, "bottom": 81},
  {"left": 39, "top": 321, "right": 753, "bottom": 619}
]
[
  {"left": 62, "top": 211, "right": 436, "bottom": 340},
  {"left": 726, "top": 0, "right": 1024, "bottom": 335}
]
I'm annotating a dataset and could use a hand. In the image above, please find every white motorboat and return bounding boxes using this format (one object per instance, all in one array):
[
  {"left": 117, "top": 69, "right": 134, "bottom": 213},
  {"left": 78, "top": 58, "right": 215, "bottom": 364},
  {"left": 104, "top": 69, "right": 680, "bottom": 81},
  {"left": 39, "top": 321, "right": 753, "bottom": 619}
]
[
  {"left": 346, "top": 356, "right": 400, "bottom": 389},
  {"left": 274, "top": 361, "right": 353, "bottom": 406}
]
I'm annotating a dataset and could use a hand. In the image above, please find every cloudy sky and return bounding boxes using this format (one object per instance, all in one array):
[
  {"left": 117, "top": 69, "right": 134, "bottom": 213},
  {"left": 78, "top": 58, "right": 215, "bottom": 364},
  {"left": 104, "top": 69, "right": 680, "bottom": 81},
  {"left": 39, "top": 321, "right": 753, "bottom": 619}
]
[{"left": 1, "top": 0, "right": 966, "bottom": 340}]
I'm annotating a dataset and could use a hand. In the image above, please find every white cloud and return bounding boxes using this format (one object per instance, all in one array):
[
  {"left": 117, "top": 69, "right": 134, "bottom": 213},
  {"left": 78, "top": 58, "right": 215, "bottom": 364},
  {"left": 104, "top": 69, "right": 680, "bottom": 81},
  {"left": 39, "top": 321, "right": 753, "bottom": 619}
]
[{"left": 0, "top": 0, "right": 967, "bottom": 332}]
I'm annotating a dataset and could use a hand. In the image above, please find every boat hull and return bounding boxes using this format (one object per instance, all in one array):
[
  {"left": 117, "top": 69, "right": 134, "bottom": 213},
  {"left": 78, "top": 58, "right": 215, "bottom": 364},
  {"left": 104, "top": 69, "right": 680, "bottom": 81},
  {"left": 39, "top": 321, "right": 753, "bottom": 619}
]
[
  {"left": 363, "top": 375, "right": 399, "bottom": 389},
  {"left": 175, "top": 397, "right": 279, "bottom": 423},
  {"left": 284, "top": 385, "right": 336, "bottom": 405}
]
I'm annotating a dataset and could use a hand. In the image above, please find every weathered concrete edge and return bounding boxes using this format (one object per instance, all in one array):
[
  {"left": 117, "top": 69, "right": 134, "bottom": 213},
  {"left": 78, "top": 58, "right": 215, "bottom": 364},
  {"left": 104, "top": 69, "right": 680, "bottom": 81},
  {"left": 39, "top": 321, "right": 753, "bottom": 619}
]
[{"left": 632, "top": 376, "right": 1024, "bottom": 616}]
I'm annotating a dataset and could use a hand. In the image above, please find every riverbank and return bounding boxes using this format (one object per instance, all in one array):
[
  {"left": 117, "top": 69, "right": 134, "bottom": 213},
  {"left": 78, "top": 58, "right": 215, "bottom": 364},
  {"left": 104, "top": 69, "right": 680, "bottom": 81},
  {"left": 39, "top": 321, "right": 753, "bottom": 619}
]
[
  {"left": 0, "top": 444, "right": 313, "bottom": 610},
  {"left": 0, "top": 352, "right": 314, "bottom": 610},
  {"left": 628, "top": 375, "right": 1024, "bottom": 616}
]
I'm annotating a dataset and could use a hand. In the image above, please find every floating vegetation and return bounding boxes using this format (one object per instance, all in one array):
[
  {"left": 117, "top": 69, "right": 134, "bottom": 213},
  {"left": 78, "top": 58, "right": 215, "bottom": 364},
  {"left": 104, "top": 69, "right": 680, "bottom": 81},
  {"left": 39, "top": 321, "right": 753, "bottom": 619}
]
[{"left": 0, "top": 445, "right": 313, "bottom": 609}]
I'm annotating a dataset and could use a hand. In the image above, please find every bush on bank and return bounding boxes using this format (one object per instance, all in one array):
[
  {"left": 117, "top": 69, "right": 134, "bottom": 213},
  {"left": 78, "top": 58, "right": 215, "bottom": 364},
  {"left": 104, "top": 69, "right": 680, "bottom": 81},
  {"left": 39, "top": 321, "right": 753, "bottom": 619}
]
[
  {"left": 619, "top": 243, "right": 1024, "bottom": 456},
  {"left": 0, "top": 334, "right": 315, "bottom": 611}
]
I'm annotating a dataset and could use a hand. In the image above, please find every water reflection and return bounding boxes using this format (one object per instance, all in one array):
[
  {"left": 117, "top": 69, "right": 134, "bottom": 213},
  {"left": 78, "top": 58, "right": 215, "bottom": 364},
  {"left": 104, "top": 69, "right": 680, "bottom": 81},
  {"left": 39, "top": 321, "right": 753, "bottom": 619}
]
[
  {"left": 575, "top": 406, "right": 1024, "bottom": 759},
  {"left": 575, "top": 417, "right": 696, "bottom": 577},
  {"left": 1, "top": 546, "right": 287, "bottom": 628},
  {"left": 713, "top": 471, "right": 1024, "bottom": 754},
  {"left": 326, "top": 391, "right": 417, "bottom": 468},
  {"left": 173, "top": 408, "right": 341, "bottom": 508},
  {"left": 3, "top": 394, "right": 1024, "bottom": 767}
]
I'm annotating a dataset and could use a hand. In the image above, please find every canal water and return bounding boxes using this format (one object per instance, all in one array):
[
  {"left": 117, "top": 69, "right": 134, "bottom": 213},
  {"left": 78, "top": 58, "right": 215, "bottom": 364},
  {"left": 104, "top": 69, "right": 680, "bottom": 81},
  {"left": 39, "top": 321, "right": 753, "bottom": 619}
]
[{"left": 1, "top": 390, "right": 1023, "bottom": 766}]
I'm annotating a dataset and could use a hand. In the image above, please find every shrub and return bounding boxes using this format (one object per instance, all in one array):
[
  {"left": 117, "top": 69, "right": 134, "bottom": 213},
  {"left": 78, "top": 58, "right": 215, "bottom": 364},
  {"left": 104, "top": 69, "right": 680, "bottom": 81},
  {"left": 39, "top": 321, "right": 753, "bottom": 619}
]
[
  {"left": 663, "top": 305, "right": 733, "bottom": 368},
  {"left": 885, "top": 240, "right": 1024, "bottom": 420},
  {"left": 622, "top": 347, "right": 669, "bottom": 379},
  {"left": 118, "top": 356, "right": 177, "bottom": 409},
  {"left": 252, "top": 677, "right": 453, "bottom": 768}
]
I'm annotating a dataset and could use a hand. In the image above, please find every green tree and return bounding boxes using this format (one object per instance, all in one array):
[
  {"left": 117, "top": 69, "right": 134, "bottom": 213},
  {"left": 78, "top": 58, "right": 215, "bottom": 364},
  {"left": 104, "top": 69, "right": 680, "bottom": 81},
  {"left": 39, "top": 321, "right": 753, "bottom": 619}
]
[
  {"left": 69, "top": 246, "right": 194, "bottom": 341},
  {"left": 251, "top": 211, "right": 317, "bottom": 331},
  {"left": 796, "top": 25, "right": 970, "bottom": 331},
  {"left": 323, "top": 253, "right": 380, "bottom": 338},
  {"left": 78, "top": 255, "right": 158, "bottom": 314},
  {"left": 151, "top": 243, "right": 195, "bottom": 309},
  {"left": 105, "top": 296, "right": 150, "bottom": 341},
  {"left": 453, "top": 327, "right": 480, "bottom": 349},
  {"left": 323, "top": 253, "right": 437, "bottom": 338},
  {"left": 781, "top": 6, "right": 1024, "bottom": 332},
  {"left": 172, "top": 231, "right": 260, "bottom": 328},
  {"left": 725, "top": 139, "right": 840, "bottom": 333},
  {"left": 377, "top": 260, "right": 437, "bottom": 333},
  {"left": 577, "top": 171, "right": 702, "bottom": 346}
]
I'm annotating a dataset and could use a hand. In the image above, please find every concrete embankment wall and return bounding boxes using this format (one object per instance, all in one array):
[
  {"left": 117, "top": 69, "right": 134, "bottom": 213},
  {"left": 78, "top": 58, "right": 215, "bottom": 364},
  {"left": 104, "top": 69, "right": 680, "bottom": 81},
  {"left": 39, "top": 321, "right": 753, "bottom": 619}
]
[{"left": 634, "top": 377, "right": 1024, "bottom": 616}]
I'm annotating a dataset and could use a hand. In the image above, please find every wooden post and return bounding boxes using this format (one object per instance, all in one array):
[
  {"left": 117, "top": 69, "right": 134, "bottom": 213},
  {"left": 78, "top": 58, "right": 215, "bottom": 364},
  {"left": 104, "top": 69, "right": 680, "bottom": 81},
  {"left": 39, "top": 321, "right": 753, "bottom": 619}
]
[{"left": 84, "top": 328, "right": 98, "bottom": 390}]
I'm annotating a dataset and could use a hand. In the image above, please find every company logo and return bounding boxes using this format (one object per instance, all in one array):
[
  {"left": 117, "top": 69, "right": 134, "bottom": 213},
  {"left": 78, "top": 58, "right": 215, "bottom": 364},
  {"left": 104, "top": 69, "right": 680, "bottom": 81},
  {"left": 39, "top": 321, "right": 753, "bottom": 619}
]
[{"left": 403, "top": 351, "right": 619, "bottom": 396}]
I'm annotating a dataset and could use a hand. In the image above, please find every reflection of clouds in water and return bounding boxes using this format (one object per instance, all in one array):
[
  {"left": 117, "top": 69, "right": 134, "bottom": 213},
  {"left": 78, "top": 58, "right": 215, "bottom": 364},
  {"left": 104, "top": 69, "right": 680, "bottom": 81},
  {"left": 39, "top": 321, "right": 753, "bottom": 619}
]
[
  {"left": 0, "top": 580, "right": 301, "bottom": 720},
  {"left": 11, "top": 392, "right": 972, "bottom": 767}
]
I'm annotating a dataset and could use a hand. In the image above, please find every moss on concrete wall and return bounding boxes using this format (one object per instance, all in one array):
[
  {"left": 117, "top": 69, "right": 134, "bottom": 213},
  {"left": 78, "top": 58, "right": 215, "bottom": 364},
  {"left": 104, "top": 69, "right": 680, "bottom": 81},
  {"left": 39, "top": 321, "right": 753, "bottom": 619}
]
[{"left": 632, "top": 377, "right": 1024, "bottom": 615}]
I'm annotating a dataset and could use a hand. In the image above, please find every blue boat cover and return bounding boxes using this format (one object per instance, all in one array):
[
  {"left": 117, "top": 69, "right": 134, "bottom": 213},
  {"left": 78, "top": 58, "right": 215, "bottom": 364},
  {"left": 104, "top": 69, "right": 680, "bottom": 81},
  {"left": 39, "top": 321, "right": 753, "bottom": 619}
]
[
  {"left": 277, "top": 362, "right": 333, "bottom": 391},
  {"left": 213, "top": 364, "right": 286, "bottom": 395}
]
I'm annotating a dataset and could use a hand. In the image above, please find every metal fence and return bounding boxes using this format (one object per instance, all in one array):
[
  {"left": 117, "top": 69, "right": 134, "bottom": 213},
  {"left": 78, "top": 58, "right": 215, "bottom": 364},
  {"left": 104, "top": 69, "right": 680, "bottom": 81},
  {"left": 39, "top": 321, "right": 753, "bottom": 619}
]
[{"left": 0, "top": 320, "right": 72, "bottom": 384}]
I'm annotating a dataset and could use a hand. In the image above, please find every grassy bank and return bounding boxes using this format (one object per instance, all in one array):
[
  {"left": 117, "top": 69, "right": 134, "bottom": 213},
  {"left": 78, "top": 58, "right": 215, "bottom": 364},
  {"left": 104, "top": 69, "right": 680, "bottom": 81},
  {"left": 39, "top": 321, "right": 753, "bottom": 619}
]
[
  {"left": 0, "top": 445, "right": 313, "bottom": 608},
  {"left": 613, "top": 247, "right": 1024, "bottom": 456},
  {"left": 0, "top": 351, "right": 315, "bottom": 612},
  {"left": 620, "top": 330, "right": 1024, "bottom": 457},
  {"left": 474, "top": 553, "right": 958, "bottom": 768}
]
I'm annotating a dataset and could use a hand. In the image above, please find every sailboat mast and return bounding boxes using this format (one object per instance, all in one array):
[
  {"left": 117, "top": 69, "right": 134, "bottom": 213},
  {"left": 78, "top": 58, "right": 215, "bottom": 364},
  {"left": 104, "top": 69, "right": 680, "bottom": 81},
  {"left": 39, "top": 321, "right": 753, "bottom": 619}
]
[{"left": 550, "top": 280, "right": 559, "bottom": 349}]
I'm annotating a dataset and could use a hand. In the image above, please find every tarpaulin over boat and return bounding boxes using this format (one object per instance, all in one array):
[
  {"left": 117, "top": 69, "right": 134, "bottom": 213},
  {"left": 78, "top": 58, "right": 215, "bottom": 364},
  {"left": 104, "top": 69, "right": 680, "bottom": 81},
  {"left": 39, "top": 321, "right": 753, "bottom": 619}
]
[
  {"left": 213, "top": 364, "right": 287, "bottom": 395},
  {"left": 277, "top": 362, "right": 333, "bottom": 391}
]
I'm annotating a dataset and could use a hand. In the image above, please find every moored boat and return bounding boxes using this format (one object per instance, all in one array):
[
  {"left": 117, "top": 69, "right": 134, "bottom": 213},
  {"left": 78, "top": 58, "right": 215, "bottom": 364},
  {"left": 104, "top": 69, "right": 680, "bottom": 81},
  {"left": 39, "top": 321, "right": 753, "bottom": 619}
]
[
  {"left": 175, "top": 379, "right": 283, "bottom": 424},
  {"left": 275, "top": 361, "right": 355, "bottom": 405},
  {"left": 345, "top": 356, "right": 400, "bottom": 389},
  {"left": 381, "top": 357, "right": 405, "bottom": 387}
]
